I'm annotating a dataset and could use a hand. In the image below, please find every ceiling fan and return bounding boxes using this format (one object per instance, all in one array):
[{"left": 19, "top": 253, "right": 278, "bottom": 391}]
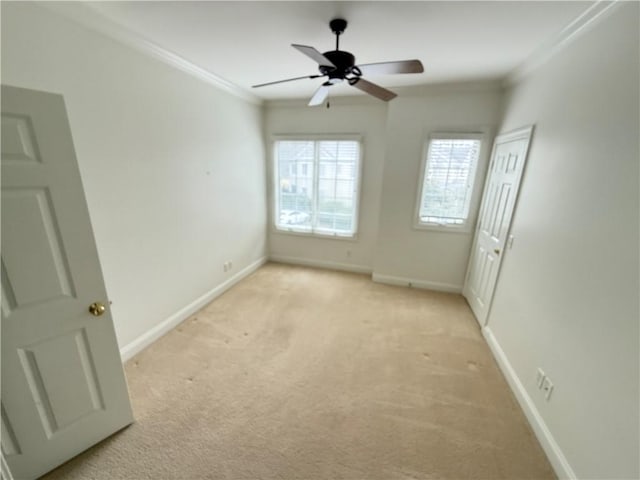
[{"left": 252, "top": 18, "right": 424, "bottom": 106}]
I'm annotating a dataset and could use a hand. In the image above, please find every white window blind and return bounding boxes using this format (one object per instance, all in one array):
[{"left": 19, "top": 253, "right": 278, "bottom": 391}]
[
  {"left": 418, "top": 136, "right": 482, "bottom": 227},
  {"left": 275, "top": 139, "right": 360, "bottom": 237}
]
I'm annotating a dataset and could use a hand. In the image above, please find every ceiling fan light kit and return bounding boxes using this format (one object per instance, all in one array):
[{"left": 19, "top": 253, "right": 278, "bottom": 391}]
[{"left": 253, "top": 18, "right": 424, "bottom": 106}]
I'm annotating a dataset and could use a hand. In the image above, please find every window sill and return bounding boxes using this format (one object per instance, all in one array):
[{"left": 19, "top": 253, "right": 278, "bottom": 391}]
[
  {"left": 413, "top": 221, "right": 473, "bottom": 234},
  {"left": 272, "top": 226, "right": 358, "bottom": 242}
]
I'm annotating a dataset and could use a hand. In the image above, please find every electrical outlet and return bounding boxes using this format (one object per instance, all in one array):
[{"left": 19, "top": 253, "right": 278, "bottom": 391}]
[
  {"left": 542, "top": 376, "right": 554, "bottom": 400},
  {"left": 536, "top": 368, "right": 546, "bottom": 388},
  {"left": 223, "top": 262, "right": 228, "bottom": 272},
  {"left": 228, "top": 260, "right": 233, "bottom": 270}
]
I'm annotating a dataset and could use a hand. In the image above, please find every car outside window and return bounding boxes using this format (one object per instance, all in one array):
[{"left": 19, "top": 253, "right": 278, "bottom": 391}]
[{"left": 274, "top": 138, "right": 361, "bottom": 238}]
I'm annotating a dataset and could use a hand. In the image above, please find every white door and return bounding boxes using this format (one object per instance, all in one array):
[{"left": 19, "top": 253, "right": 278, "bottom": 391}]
[
  {"left": 463, "top": 126, "right": 534, "bottom": 326},
  {"left": 1, "top": 85, "right": 133, "bottom": 480}
]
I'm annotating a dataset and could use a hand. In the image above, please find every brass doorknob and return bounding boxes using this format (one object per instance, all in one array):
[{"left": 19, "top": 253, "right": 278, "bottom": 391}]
[
  {"left": 494, "top": 248, "right": 501, "bottom": 255},
  {"left": 88, "top": 302, "right": 106, "bottom": 316}
]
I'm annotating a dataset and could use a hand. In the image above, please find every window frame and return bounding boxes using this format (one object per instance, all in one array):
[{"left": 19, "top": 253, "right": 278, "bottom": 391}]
[
  {"left": 271, "top": 134, "right": 363, "bottom": 240},
  {"left": 413, "top": 132, "right": 485, "bottom": 234}
]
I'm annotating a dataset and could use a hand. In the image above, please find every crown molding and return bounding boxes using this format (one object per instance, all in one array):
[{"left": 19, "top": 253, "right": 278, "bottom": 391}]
[
  {"left": 36, "top": 1, "right": 618, "bottom": 105},
  {"left": 38, "top": 2, "right": 262, "bottom": 105},
  {"left": 265, "top": 93, "right": 384, "bottom": 109},
  {"left": 392, "top": 79, "right": 504, "bottom": 97},
  {"left": 264, "top": 79, "right": 504, "bottom": 109},
  {"left": 505, "top": 0, "right": 621, "bottom": 86}
]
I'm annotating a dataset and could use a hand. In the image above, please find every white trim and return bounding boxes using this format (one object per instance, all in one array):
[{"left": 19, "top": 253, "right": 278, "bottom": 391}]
[
  {"left": 264, "top": 80, "right": 504, "bottom": 109},
  {"left": 38, "top": 2, "right": 261, "bottom": 105},
  {"left": 482, "top": 326, "right": 576, "bottom": 480},
  {"left": 372, "top": 273, "right": 462, "bottom": 294},
  {"left": 271, "top": 134, "right": 363, "bottom": 142},
  {"left": 413, "top": 132, "right": 486, "bottom": 234},
  {"left": 1, "top": 453, "right": 14, "bottom": 480},
  {"left": 271, "top": 228, "right": 360, "bottom": 242},
  {"left": 119, "top": 256, "right": 267, "bottom": 362},
  {"left": 462, "top": 124, "right": 534, "bottom": 327},
  {"left": 265, "top": 95, "right": 383, "bottom": 109},
  {"left": 505, "top": 1, "right": 621, "bottom": 86},
  {"left": 494, "top": 125, "right": 535, "bottom": 144},
  {"left": 269, "top": 255, "right": 372, "bottom": 274},
  {"left": 271, "top": 136, "right": 363, "bottom": 239},
  {"left": 391, "top": 80, "right": 504, "bottom": 98}
]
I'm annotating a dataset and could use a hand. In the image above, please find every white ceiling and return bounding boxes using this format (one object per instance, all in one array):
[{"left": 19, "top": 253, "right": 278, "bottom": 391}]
[{"left": 76, "top": 1, "right": 593, "bottom": 101}]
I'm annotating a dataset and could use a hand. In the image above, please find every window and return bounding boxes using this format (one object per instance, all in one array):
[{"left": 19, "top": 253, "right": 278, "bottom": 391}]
[
  {"left": 274, "top": 138, "right": 361, "bottom": 237},
  {"left": 416, "top": 133, "right": 482, "bottom": 230}
]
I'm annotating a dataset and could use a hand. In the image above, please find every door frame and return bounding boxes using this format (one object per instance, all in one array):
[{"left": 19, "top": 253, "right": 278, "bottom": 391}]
[{"left": 463, "top": 125, "right": 535, "bottom": 326}]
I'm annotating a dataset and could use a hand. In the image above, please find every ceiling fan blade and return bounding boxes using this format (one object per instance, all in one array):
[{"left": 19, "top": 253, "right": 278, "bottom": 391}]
[
  {"left": 252, "top": 74, "right": 323, "bottom": 88},
  {"left": 292, "top": 44, "right": 336, "bottom": 68},
  {"left": 356, "top": 60, "right": 424, "bottom": 76},
  {"left": 308, "top": 84, "right": 330, "bottom": 106},
  {"left": 349, "top": 78, "right": 397, "bottom": 101}
]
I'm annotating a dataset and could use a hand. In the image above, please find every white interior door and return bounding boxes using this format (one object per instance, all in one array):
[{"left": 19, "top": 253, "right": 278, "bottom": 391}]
[
  {"left": 1, "top": 85, "right": 133, "bottom": 480},
  {"left": 463, "top": 126, "right": 534, "bottom": 326}
]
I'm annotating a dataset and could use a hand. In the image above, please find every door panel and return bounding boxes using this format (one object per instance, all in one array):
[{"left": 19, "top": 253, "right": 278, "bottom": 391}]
[
  {"left": 1, "top": 85, "right": 133, "bottom": 480},
  {"left": 1, "top": 114, "right": 41, "bottom": 164},
  {"left": 468, "top": 245, "right": 496, "bottom": 310},
  {"left": 17, "top": 328, "right": 105, "bottom": 437},
  {"left": 490, "top": 183, "right": 512, "bottom": 240},
  {"left": 463, "top": 126, "right": 534, "bottom": 325},
  {"left": 1, "top": 406, "right": 21, "bottom": 456},
  {"left": 3, "top": 188, "right": 76, "bottom": 306}
]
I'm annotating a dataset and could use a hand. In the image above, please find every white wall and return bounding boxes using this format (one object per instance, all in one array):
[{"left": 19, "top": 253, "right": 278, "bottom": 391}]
[
  {"left": 487, "top": 3, "right": 639, "bottom": 479},
  {"left": 1, "top": 2, "right": 267, "bottom": 350},
  {"left": 265, "top": 85, "right": 503, "bottom": 287},
  {"left": 373, "top": 84, "right": 502, "bottom": 290},
  {"left": 265, "top": 98, "right": 387, "bottom": 272}
]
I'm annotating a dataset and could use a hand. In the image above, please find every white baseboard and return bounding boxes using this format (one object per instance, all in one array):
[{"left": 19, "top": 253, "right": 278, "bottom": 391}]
[
  {"left": 482, "top": 326, "right": 576, "bottom": 480},
  {"left": 269, "top": 255, "right": 372, "bottom": 274},
  {"left": 119, "top": 256, "right": 268, "bottom": 362},
  {"left": 372, "top": 273, "right": 462, "bottom": 293}
]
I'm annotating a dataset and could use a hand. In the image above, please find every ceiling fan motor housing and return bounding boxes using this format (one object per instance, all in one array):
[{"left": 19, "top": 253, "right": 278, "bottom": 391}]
[{"left": 320, "top": 50, "right": 360, "bottom": 80}]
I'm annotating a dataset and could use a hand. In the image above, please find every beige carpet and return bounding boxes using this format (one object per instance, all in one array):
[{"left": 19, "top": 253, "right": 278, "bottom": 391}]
[{"left": 44, "top": 263, "right": 555, "bottom": 480}]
